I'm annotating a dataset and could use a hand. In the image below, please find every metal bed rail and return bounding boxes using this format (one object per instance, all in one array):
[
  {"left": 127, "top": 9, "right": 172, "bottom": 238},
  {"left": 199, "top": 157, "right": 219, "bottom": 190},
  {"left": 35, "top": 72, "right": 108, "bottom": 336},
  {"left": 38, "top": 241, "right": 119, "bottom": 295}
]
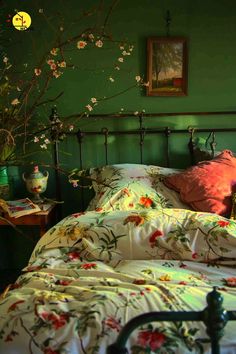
[{"left": 107, "top": 287, "right": 236, "bottom": 354}]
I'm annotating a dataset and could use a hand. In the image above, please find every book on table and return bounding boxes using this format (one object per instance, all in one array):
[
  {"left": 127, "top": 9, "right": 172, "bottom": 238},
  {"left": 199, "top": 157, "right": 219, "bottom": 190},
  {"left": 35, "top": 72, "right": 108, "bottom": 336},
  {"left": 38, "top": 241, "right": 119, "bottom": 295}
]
[{"left": 0, "top": 198, "right": 41, "bottom": 218}]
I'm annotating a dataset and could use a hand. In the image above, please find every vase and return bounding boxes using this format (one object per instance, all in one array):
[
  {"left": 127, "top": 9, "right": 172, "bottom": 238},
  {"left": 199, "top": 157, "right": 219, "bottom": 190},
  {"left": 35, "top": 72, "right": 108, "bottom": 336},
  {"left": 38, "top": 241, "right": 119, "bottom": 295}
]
[
  {"left": 22, "top": 165, "right": 49, "bottom": 203},
  {"left": 0, "top": 166, "right": 10, "bottom": 199}
]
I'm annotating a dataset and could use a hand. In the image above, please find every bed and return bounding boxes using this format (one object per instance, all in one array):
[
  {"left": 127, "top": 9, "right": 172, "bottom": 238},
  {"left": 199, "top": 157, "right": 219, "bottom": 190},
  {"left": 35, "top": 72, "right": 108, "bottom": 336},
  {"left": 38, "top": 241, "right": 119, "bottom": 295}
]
[{"left": 1, "top": 150, "right": 236, "bottom": 354}]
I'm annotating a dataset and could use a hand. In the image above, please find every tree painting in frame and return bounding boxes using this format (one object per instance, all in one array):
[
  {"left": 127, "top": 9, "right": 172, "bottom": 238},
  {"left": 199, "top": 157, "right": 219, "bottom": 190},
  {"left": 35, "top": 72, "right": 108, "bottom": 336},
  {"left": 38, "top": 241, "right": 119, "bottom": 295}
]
[{"left": 147, "top": 37, "right": 188, "bottom": 96}]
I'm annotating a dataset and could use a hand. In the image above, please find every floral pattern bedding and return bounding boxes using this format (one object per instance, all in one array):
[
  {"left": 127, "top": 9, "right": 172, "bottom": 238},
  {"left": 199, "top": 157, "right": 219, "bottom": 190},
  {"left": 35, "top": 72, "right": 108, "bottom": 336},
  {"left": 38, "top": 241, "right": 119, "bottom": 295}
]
[
  {"left": 85, "top": 164, "right": 191, "bottom": 211},
  {"left": 1, "top": 208, "right": 236, "bottom": 354}
]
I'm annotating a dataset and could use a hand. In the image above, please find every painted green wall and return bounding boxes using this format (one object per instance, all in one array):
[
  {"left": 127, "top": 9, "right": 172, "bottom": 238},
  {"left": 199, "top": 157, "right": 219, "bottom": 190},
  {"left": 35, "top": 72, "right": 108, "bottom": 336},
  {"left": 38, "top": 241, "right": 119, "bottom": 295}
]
[{"left": 1, "top": 0, "right": 236, "bottom": 270}]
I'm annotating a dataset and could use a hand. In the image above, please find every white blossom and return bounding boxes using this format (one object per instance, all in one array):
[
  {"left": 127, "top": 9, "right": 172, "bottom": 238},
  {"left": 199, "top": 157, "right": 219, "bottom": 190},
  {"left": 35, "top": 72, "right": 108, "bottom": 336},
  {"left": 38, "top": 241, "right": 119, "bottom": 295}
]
[
  {"left": 109, "top": 77, "right": 114, "bottom": 82},
  {"left": 34, "top": 68, "right": 42, "bottom": 76},
  {"left": 86, "top": 104, "right": 93, "bottom": 111},
  {"left": 77, "top": 40, "right": 87, "bottom": 49},
  {"left": 11, "top": 98, "right": 20, "bottom": 105},
  {"left": 88, "top": 33, "right": 94, "bottom": 41},
  {"left": 118, "top": 57, "right": 124, "bottom": 63},
  {"left": 95, "top": 39, "right": 103, "bottom": 48}
]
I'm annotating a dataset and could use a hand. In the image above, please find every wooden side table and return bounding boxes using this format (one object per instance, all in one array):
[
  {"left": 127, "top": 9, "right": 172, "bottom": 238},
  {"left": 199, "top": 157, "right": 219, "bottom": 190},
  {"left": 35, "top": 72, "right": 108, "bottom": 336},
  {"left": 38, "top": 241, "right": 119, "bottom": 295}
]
[{"left": 0, "top": 203, "right": 58, "bottom": 237}]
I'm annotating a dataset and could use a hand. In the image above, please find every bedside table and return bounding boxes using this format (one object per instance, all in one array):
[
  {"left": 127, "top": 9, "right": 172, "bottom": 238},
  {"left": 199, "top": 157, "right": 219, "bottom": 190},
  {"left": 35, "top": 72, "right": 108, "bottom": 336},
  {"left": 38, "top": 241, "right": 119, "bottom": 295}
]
[{"left": 0, "top": 202, "right": 58, "bottom": 237}]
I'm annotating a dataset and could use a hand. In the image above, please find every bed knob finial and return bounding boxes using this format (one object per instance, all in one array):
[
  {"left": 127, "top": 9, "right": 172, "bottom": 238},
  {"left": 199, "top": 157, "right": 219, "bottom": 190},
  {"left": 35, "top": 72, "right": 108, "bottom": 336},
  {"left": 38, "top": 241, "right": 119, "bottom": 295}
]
[{"left": 203, "top": 286, "right": 229, "bottom": 348}]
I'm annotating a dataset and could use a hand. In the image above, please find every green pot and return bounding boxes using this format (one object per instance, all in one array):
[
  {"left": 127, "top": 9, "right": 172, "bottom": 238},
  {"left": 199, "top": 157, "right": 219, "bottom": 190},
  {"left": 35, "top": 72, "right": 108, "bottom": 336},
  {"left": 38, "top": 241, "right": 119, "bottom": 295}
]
[
  {"left": 0, "top": 166, "right": 9, "bottom": 185},
  {"left": 0, "top": 166, "right": 10, "bottom": 199}
]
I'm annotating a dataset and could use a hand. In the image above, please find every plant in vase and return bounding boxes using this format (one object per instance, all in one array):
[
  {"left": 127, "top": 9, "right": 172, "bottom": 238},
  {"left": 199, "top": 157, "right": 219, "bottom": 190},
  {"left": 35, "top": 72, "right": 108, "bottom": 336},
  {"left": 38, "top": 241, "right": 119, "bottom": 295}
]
[{"left": 0, "top": 1, "right": 148, "bottom": 203}]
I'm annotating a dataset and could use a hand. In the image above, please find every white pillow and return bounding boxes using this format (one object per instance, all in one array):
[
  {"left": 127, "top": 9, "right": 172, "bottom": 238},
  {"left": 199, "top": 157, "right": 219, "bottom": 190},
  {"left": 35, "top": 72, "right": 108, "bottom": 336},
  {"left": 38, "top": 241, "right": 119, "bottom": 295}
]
[{"left": 86, "top": 164, "right": 191, "bottom": 211}]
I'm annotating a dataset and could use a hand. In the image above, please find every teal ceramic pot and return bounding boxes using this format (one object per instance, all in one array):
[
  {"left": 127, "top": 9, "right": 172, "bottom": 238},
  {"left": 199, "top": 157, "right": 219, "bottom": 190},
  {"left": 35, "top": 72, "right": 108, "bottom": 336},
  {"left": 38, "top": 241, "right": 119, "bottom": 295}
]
[
  {"left": 0, "top": 166, "right": 10, "bottom": 199},
  {"left": 22, "top": 166, "right": 49, "bottom": 202},
  {"left": 0, "top": 166, "right": 9, "bottom": 185}
]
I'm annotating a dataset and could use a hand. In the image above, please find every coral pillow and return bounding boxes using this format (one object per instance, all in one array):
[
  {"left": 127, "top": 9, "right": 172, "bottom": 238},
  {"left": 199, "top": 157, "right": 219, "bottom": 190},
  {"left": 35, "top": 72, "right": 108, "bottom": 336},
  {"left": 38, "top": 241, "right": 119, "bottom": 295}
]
[{"left": 164, "top": 150, "right": 236, "bottom": 216}]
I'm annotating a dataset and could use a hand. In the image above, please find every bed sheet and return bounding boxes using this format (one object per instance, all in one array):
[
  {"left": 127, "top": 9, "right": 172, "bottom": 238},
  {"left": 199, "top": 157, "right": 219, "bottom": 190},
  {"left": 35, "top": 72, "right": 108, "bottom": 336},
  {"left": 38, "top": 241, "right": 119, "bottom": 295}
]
[{"left": 0, "top": 208, "right": 236, "bottom": 354}]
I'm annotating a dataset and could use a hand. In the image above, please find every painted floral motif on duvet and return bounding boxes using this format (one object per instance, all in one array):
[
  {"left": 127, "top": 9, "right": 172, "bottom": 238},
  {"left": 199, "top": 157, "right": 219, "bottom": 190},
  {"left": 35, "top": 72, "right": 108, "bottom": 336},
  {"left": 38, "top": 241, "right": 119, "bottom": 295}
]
[
  {"left": 0, "top": 208, "right": 236, "bottom": 353},
  {"left": 87, "top": 164, "right": 189, "bottom": 212}
]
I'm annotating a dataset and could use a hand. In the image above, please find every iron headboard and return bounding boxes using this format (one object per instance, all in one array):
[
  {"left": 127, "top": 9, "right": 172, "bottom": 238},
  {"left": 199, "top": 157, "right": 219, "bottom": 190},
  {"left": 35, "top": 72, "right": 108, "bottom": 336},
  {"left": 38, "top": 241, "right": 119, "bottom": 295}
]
[{"left": 49, "top": 108, "right": 236, "bottom": 209}]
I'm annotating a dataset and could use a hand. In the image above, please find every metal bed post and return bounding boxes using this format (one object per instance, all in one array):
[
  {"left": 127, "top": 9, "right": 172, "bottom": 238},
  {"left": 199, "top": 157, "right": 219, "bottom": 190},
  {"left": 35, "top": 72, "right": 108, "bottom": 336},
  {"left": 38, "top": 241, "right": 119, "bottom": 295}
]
[
  {"left": 102, "top": 127, "right": 109, "bottom": 165},
  {"left": 76, "top": 129, "right": 85, "bottom": 210},
  {"left": 50, "top": 107, "right": 62, "bottom": 219},
  {"left": 164, "top": 127, "right": 171, "bottom": 167},
  {"left": 107, "top": 287, "right": 236, "bottom": 354},
  {"left": 188, "top": 127, "right": 195, "bottom": 165},
  {"left": 139, "top": 114, "right": 145, "bottom": 164}
]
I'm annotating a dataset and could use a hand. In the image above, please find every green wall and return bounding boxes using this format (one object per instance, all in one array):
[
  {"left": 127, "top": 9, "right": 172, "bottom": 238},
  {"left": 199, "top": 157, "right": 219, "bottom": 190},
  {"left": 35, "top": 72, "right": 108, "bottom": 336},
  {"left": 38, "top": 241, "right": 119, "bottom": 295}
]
[{"left": 1, "top": 0, "right": 236, "bottom": 270}]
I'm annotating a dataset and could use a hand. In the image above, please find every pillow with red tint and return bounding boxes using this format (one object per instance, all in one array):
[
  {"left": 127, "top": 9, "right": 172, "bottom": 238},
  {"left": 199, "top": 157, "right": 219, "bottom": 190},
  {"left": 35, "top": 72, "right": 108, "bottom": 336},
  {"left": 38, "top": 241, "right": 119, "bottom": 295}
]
[{"left": 164, "top": 150, "right": 236, "bottom": 216}]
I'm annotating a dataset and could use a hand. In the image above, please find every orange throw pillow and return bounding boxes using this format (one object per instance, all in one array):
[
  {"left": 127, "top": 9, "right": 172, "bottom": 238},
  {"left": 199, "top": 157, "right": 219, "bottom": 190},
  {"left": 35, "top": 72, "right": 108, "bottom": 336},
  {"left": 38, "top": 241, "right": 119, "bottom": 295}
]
[{"left": 164, "top": 150, "right": 236, "bottom": 216}]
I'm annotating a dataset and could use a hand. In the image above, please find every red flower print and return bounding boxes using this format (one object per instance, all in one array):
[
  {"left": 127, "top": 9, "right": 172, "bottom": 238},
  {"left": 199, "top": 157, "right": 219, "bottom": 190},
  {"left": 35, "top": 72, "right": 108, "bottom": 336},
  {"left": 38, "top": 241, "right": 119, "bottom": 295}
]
[
  {"left": 122, "top": 188, "right": 130, "bottom": 196},
  {"left": 124, "top": 215, "right": 144, "bottom": 226},
  {"left": 52, "top": 314, "right": 68, "bottom": 329},
  {"left": 179, "top": 262, "right": 187, "bottom": 268},
  {"left": 44, "top": 348, "right": 60, "bottom": 354},
  {"left": 138, "top": 329, "right": 166, "bottom": 351},
  {"left": 67, "top": 251, "right": 80, "bottom": 260},
  {"left": 139, "top": 196, "right": 153, "bottom": 208},
  {"left": 26, "top": 265, "right": 42, "bottom": 272},
  {"left": 145, "top": 287, "right": 151, "bottom": 292},
  {"left": 217, "top": 220, "right": 230, "bottom": 227},
  {"left": 179, "top": 281, "right": 187, "bottom": 285},
  {"left": 133, "top": 279, "right": 146, "bottom": 285},
  {"left": 192, "top": 252, "right": 198, "bottom": 259},
  {"left": 129, "top": 203, "right": 134, "bottom": 208},
  {"left": 72, "top": 212, "right": 85, "bottom": 217},
  {"left": 5, "top": 334, "right": 13, "bottom": 342},
  {"left": 81, "top": 263, "right": 97, "bottom": 270},
  {"left": 149, "top": 229, "right": 163, "bottom": 244},
  {"left": 224, "top": 277, "right": 236, "bottom": 287},
  {"left": 95, "top": 207, "right": 103, "bottom": 212},
  {"left": 41, "top": 312, "right": 68, "bottom": 330},
  {"left": 104, "top": 317, "right": 121, "bottom": 332},
  {"left": 55, "top": 279, "right": 71, "bottom": 286},
  {"left": 149, "top": 331, "right": 166, "bottom": 351},
  {"left": 138, "top": 330, "right": 150, "bottom": 346},
  {"left": 8, "top": 300, "right": 25, "bottom": 312}
]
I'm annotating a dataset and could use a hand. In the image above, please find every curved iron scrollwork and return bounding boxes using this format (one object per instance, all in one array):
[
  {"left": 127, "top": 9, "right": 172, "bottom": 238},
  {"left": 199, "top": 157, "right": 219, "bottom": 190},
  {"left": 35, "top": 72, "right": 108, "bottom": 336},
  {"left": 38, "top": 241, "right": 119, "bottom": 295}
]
[{"left": 107, "top": 287, "right": 236, "bottom": 354}]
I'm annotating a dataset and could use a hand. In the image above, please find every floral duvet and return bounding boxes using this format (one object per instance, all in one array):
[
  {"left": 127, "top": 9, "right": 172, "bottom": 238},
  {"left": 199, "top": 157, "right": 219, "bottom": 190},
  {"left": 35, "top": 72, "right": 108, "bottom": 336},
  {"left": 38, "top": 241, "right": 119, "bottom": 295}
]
[{"left": 0, "top": 207, "right": 236, "bottom": 354}]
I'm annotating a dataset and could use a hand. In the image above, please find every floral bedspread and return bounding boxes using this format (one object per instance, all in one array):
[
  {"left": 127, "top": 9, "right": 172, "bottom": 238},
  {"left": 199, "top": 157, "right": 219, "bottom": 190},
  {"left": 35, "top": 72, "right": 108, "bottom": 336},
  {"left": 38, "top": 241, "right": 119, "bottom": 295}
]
[{"left": 0, "top": 208, "right": 236, "bottom": 354}]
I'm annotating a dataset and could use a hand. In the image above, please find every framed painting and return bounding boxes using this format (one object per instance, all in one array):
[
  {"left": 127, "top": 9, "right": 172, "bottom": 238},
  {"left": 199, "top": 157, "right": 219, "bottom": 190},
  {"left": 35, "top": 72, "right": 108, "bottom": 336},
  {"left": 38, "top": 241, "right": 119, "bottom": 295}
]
[{"left": 146, "top": 37, "right": 188, "bottom": 96}]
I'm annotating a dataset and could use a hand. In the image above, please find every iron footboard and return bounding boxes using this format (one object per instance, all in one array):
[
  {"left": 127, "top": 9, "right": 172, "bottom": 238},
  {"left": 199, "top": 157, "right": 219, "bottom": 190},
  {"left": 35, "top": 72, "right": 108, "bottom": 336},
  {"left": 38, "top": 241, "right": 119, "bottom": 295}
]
[{"left": 107, "top": 287, "right": 236, "bottom": 354}]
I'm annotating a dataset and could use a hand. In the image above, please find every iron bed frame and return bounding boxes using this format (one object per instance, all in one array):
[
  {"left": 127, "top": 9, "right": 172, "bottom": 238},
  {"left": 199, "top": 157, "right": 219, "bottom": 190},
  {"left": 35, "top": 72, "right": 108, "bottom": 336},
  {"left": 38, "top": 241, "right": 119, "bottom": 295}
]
[{"left": 49, "top": 108, "right": 236, "bottom": 353}]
